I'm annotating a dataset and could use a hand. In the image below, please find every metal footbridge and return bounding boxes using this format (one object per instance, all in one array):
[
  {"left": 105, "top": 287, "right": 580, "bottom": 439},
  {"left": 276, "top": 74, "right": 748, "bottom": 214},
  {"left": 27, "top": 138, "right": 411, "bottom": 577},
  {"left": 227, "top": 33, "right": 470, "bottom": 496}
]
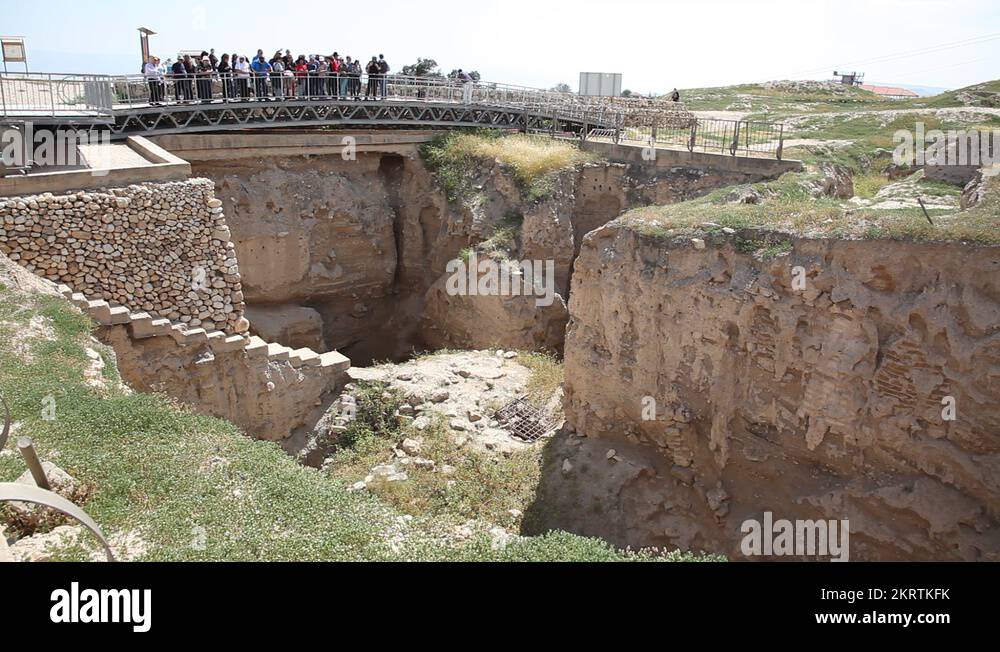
[
  {"left": 0, "top": 72, "right": 785, "bottom": 158},
  {"left": 0, "top": 72, "right": 628, "bottom": 137}
]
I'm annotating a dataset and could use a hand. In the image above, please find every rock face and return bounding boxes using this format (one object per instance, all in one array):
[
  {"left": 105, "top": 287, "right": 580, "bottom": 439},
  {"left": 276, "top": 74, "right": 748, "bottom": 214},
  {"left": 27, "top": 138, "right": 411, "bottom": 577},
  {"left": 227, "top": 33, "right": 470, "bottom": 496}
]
[
  {"left": 0, "top": 179, "right": 245, "bottom": 333},
  {"left": 559, "top": 223, "right": 1000, "bottom": 560},
  {"left": 421, "top": 274, "right": 569, "bottom": 353},
  {"left": 960, "top": 168, "right": 996, "bottom": 209},
  {"left": 193, "top": 150, "right": 777, "bottom": 359},
  {"left": 808, "top": 163, "right": 854, "bottom": 199},
  {"left": 245, "top": 303, "right": 325, "bottom": 351},
  {"left": 194, "top": 154, "right": 425, "bottom": 364}
]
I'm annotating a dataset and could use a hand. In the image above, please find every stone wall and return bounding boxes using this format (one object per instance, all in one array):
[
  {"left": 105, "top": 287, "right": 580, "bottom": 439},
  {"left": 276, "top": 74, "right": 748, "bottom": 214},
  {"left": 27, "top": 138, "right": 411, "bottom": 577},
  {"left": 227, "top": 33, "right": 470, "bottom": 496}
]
[
  {"left": 555, "top": 223, "right": 1000, "bottom": 560},
  {"left": 0, "top": 179, "right": 248, "bottom": 334}
]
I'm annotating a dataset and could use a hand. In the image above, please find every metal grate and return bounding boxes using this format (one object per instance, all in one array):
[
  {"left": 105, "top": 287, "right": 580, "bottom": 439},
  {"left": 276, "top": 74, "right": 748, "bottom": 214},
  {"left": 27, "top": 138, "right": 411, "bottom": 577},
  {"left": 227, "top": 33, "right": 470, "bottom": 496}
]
[{"left": 493, "top": 396, "right": 557, "bottom": 443}]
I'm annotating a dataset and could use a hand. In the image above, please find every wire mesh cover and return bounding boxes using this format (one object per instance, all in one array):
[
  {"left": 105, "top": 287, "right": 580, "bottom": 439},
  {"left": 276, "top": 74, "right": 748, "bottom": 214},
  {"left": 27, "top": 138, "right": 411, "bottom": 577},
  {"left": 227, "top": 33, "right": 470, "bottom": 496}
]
[{"left": 493, "top": 396, "right": 557, "bottom": 443}]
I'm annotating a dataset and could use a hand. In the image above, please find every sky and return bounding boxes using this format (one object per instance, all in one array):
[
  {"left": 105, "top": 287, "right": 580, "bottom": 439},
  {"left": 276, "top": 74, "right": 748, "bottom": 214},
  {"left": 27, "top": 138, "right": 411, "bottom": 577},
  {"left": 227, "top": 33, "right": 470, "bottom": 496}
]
[{"left": 1, "top": 0, "right": 998, "bottom": 93}]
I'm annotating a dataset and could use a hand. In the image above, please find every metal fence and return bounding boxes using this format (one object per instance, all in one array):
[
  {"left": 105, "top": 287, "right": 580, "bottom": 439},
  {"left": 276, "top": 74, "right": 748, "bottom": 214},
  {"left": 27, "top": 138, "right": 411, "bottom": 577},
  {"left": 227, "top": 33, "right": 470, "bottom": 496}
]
[
  {"left": 617, "top": 118, "right": 785, "bottom": 159},
  {"left": 0, "top": 72, "right": 114, "bottom": 120},
  {"left": 108, "top": 71, "right": 622, "bottom": 118},
  {"left": 0, "top": 70, "right": 786, "bottom": 159}
]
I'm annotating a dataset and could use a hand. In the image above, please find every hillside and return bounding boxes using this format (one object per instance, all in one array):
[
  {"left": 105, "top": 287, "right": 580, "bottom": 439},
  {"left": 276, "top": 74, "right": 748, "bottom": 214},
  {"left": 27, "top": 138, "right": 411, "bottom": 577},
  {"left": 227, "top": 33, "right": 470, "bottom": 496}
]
[{"left": 635, "top": 78, "right": 1000, "bottom": 245}]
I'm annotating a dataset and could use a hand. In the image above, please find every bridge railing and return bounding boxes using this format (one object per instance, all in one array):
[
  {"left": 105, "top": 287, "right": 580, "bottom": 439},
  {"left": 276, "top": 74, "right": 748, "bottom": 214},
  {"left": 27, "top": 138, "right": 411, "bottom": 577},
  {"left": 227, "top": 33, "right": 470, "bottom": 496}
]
[
  {"left": 108, "top": 71, "right": 615, "bottom": 116},
  {"left": 616, "top": 118, "right": 785, "bottom": 159},
  {"left": 0, "top": 72, "right": 114, "bottom": 120},
  {"left": 0, "top": 71, "right": 786, "bottom": 159}
]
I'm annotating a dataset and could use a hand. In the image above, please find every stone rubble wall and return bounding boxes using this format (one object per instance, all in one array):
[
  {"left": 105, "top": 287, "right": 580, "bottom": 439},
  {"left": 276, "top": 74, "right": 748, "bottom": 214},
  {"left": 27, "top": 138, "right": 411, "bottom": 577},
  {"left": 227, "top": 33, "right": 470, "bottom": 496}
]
[{"left": 0, "top": 179, "right": 248, "bottom": 334}]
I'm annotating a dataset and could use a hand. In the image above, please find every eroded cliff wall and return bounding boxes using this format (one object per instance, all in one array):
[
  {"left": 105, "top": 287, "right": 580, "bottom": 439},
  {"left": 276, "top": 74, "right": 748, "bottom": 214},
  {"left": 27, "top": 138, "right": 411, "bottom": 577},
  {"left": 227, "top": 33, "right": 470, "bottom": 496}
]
[
  {"left": 556, "top": 223, "right": 1000, "bottom": 560},
  {"left": 192, "top": 148, "right": 773, "bottom": 360}
]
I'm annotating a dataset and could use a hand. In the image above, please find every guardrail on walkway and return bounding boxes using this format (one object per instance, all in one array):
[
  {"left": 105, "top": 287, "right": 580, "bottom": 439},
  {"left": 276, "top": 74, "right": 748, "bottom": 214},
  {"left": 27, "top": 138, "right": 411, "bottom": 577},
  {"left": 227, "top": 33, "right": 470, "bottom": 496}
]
[
  {"left": 613, "top": 118, "right": 786, "bottom": 159},
  {"left": 1, "top": 71, "right": 786, "bottom": 160},
  {"left": 108, "top": 72, "right": 627, "bottom": 125},
  {"left": 0, "top": 72, "right": 114, "bottom": 121}
]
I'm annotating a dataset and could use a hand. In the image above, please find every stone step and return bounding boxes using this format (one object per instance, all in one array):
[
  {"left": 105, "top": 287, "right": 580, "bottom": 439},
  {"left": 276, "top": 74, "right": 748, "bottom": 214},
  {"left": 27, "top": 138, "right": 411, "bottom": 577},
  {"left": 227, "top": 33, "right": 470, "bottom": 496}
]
[
  {"left": 244, "top": 335, "right": 269, "bottom": 358},
  {"left": 107, "top": 306, "right": 131, "bottom": 325},
  {"left": 289, "top": 348, "right": 321, "bottom": 367},
  {"left": 69, "top": 292, "right": 89, "bottom": 309},
  {"left": 85, "top": 299, "right": 112, "bottom": 324},
  {"left": 266, "top": 342, "right": 291, "bottom": 361},
  {"left": 128, "top": 311, "right": 154, "bottom": 338},
  {"left": 169, "top": 324, "right": 208, "bottom": 346},
  {"left": 212, "top": 333, "right": 249, "bottom": 353},
  {"left": 129, "top": 313, "right": 175, "bottom": 339},
  {"left": 318, "top": 351, "right": 351, "bottom": 373}
]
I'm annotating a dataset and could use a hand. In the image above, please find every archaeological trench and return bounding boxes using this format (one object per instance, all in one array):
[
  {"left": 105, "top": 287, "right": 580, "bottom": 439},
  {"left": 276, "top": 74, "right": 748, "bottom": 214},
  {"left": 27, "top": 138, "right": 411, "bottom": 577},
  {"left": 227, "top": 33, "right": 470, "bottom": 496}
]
[{"left": 1, "top": 131, "right": 997, "bottom": 561}]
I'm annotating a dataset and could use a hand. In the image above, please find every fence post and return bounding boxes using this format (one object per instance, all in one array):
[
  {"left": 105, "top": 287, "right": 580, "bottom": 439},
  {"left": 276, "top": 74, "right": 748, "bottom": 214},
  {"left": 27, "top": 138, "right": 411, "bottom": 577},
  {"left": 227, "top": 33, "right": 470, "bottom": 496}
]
[
  {"left": 18, "top": 437, "right": 51, "bottom": 491},
  {"left": 730, "top": 121, "right": 741, "bottom": 156},
  {"left": 776, "top": 123, "right": 784, "bottom": 160},
  {"left": 688, "top": 120, "right": 697, "bottom": 152}
]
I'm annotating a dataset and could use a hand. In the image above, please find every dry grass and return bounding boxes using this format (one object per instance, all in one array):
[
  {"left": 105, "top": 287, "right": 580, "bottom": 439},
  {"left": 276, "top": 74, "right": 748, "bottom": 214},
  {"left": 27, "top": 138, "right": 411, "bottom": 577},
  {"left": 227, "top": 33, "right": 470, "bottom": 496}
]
[
  {"left": 451, "top": 133, "right": 595, "bottom": 187},
  {"left": 518, "top": 352, "right": 565, "bottom": 407},
  {"left": 421, "top": 131, "right": 597, "bottom": 202}
]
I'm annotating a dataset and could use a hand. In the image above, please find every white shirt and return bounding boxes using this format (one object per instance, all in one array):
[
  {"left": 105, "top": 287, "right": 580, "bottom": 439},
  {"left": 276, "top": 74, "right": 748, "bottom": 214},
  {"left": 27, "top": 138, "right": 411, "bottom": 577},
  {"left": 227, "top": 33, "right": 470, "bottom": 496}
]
[{"left": 143, "top": 62, "right": 163, "bottom": 80}]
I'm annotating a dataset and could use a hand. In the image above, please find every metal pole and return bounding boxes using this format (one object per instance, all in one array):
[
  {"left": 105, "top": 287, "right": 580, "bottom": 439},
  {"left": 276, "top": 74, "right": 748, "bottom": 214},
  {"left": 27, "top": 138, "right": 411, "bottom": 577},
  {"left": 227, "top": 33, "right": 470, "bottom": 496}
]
[
  {"left": 776, "top": 124, "right": 784, "bottom": 160},
  {"left": 17, "top": 436, "right": 51, "bottom": 490}
]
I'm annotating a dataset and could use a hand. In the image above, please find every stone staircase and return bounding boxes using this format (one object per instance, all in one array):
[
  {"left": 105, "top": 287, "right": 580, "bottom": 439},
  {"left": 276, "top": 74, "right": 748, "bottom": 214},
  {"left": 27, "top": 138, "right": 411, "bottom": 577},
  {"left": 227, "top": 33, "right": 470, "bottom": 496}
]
[{"left": 56, "top": 284, "right": 349, "bottom": 373}]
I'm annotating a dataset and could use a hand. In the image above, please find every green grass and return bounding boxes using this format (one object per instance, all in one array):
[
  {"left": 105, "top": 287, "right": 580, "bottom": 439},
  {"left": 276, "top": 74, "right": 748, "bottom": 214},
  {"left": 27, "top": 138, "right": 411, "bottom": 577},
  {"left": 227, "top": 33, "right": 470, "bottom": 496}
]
[
  {"left": 623, "top": 169, "right": 999, "bottom": 245},
  {"left": 421, "top": 131, "right": 597, "bottom": 203},
  {"left": 474, "top": 211, "right": 524, "bottom": 261},
  {"left": 0, "top": 283, "right": 709, "bottom": 561},
  {"left": 518, "top": 351, "right": 564, "bottom": 407}
]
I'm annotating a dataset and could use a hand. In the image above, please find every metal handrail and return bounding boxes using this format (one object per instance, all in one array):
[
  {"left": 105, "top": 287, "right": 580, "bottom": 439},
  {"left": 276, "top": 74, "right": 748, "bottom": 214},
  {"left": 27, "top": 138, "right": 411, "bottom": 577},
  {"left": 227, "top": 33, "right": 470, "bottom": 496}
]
[
  {"left": 0, "top": 72, "right": 114, "bottom": 119},
  {"left": 0, "top": 71, "right": 786, "bottom": 159}
]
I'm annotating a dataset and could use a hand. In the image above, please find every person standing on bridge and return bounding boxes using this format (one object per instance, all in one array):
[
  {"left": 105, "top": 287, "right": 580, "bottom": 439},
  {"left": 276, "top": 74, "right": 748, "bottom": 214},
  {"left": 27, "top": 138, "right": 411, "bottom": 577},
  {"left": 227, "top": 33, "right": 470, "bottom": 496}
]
[
  {"left": 341, "top": 57, "right": 353, "bottom": 98},
  {"left": 377, "top": 54, "right": 390, "bottom": 98},
  {"left": 196, "top": 56, "right": 214, "bottom": 103},
  {"left": 217, "top": 54, "right": 233, "bottom": 100},
  {"left": 234, "top": 56, "right": 252, "bottom": 100},
  {"left": 365, "top": 57, "right": 380, "bottom": 99},
  {"left": 294, "top": 55, "right": 309, "bottom": 98},
  {"left": 181, "top": 55, "right": 196, "bottom": 102},
  {"left": 170, "top": 58, "right": 185, "bottom": 102},
  {"left": 144, "top": 56, "right": 165, "bottom": 105},
  {"left": 456, "top": 69, "right": 473, "bottom": 104},
  {"left": 328, "top": 53, "right": 342, "bottom": 98},
  {"left": 270, "top": 56, "right": 285, "bottom": 100},
  {"left": 251, "top": 55, "right": 272, "bottom": 99}
]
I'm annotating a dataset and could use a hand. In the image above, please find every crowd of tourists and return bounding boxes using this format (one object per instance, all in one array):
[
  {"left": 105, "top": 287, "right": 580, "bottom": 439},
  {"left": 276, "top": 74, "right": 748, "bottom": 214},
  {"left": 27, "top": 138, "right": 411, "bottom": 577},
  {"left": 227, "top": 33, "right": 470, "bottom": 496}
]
[{"left": 141, "top": 49, "right": 410, "bottom": 104}]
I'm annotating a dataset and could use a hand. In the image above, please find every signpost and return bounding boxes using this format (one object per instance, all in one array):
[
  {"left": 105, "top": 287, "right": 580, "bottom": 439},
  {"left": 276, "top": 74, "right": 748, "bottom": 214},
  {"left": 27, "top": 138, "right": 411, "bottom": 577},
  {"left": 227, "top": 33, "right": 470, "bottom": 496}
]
[
  {"left": 138, "top": 27, "right": 156, "bottom": 65},
  {"left": 1, "top": 36, "right": 27, "bottom": 73}
]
